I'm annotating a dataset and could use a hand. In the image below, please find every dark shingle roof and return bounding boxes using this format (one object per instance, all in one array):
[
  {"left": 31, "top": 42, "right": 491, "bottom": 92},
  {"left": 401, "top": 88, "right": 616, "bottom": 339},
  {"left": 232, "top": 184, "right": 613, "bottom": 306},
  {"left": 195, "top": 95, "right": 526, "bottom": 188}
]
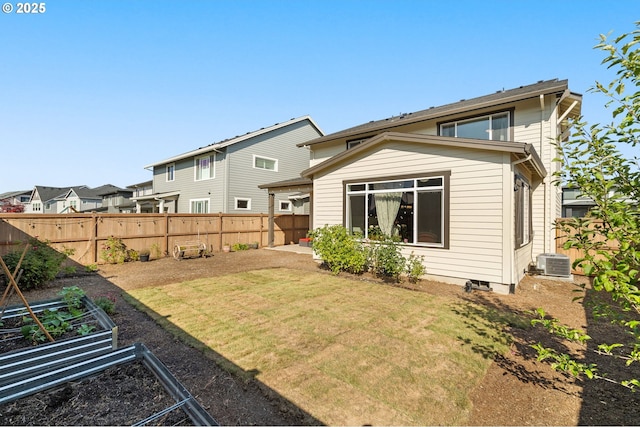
[{"left": 298, "top": 79, "right": 571, "bottom": 147}]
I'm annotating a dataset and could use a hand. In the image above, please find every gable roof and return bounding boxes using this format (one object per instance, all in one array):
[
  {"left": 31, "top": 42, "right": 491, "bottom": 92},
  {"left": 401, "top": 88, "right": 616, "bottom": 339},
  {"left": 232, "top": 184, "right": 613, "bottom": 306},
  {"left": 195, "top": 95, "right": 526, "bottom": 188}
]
[
  {"left": 32, "top": 186, "right": 78, "bottom": 203},
  {"left": 301, "top": 132, "right": 547, "bottom": 179},
  {"left": 298, "top": 79, "right": 579, "bottom": 147},
  {"left": 144, "top": 115, "right": 324, "bottom": 169}
]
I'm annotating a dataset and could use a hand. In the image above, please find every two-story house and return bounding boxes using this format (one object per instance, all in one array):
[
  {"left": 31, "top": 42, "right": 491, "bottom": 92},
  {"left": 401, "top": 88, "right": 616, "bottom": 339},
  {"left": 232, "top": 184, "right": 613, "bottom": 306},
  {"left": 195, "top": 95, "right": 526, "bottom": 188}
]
[
  {"left": 293, "top": 79, "right": 581, "bottom": 294},
  {"left": 138, "top": 116, "right": 323, "bottom": 214}
]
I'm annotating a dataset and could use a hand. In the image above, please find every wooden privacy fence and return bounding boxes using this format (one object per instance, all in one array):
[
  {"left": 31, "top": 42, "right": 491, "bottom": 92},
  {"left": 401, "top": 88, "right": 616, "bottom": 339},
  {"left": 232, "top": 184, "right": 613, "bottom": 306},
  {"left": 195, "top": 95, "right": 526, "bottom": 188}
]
[
  {"left": 554, "top": 218, "right": 619, "bottom": 275},
  {"left": 0, "top": 213, "right": 309, "bottom": 265}
]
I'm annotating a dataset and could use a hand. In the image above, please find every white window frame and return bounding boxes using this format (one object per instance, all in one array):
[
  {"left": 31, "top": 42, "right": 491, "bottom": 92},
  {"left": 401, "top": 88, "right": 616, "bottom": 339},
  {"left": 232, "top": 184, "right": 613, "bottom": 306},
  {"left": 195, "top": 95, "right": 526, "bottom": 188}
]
[
  {"left": 253, "top": 155, "right": 278, "bottom": 172},
  {"left": 166, "top": 163, "right": 175, "bottom": 182},
  {"left": 440, "top": 111, "right": 510, "bottom": 141},
  {"left": 278, "top": 200, "right": 292, "bottom": 212},
  {"left": 190, "top": 198, "right": 210, "bottom": 213},
  {"left": 234, "top": 197, "right": 251, "bottom": 210},
  {"left": 195, "top": 154, "right": 215, "bottom": 181}
]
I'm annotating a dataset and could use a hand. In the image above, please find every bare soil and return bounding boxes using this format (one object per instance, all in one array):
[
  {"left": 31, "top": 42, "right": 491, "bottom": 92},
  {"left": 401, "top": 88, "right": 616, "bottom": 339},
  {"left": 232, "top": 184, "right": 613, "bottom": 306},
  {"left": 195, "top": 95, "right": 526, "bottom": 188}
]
[{"left": 2, "top": 247, "right": 640, "bottom": 425}]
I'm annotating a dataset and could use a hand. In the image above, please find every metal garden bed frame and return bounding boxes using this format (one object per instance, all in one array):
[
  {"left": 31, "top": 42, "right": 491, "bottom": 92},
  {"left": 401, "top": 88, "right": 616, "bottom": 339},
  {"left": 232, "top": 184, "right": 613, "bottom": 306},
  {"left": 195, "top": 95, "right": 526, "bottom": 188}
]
[{"left": 0, "top": 342, "right": 217, "bottom": 425}]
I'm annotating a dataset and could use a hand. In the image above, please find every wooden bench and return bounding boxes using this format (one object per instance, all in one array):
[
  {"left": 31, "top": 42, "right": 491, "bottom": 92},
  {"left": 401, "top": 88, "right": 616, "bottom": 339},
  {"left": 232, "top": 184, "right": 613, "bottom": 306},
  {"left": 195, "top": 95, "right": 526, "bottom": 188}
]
[{"left": 172, "top": 241, "right": 207, "bottom": 260}]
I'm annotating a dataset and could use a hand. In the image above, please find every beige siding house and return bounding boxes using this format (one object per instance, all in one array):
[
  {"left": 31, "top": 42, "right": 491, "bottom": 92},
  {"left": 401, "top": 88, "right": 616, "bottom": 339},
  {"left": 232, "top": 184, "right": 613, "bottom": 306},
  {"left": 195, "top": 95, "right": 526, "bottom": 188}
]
[{"left": 297, "top": 79, "right": 581, "bottom": 294}]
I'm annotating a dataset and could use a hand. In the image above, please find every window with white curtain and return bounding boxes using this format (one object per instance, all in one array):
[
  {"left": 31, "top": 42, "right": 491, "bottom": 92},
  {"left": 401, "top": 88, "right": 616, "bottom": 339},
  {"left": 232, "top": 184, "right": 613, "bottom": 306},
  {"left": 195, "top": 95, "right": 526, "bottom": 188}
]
[{"left": 346, "top": 172, "right": 449, "bottom": 248}]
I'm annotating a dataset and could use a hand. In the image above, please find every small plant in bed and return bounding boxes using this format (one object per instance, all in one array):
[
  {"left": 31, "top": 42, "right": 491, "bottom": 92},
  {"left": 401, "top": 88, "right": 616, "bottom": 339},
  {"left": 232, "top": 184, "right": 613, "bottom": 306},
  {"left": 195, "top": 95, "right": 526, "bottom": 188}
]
[{"left": 1, "top": 286, "right": 102, "bottom": 350}]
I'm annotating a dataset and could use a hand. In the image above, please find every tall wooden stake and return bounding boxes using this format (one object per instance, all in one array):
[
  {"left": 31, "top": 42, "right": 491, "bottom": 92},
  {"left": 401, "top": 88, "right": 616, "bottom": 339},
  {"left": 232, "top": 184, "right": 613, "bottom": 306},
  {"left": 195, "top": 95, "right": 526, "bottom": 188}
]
[{"left": 0, "top": 246, "right": 54, "bottom": 342}]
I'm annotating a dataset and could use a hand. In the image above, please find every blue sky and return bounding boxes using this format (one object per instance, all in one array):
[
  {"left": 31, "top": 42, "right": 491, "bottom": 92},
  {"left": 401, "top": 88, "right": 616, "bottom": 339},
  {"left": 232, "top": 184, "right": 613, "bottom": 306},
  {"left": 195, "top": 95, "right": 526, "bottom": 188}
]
[{"left": 1, "top": 0, "right": 638, "bottom": 192}]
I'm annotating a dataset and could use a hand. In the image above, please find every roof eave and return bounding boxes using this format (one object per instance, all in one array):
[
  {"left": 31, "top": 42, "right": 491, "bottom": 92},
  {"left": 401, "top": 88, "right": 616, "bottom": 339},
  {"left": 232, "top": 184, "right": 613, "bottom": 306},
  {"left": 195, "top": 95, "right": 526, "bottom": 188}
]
[{"left": 301, "top": 132, "right": 545, "bottom": 178}]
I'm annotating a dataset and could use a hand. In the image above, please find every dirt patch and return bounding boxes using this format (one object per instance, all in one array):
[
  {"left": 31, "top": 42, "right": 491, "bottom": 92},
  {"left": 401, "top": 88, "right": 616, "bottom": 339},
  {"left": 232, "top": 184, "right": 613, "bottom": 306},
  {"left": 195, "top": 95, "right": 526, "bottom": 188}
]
[{"left": 2, "top": 247, "right": 640, "bottom": 425}]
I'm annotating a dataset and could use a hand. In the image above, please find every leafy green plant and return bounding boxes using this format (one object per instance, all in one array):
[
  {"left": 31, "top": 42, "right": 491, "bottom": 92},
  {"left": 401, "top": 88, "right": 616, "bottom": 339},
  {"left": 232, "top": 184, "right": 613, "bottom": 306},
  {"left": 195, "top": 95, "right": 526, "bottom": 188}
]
[
  {"left": 232, "top": 243, "right": 249, "bottom": 251},
  {"left": 85, "top": 263, "right": 98, "bottom": 273},
  {"left": 100, "top": 236, "right": 132, "bottom": 264},
  {"left": 76, "top": 324, "right": 96, "bottom": 336},
  {"left": 1, "top": 238, "right": 69, "bottom": 290},
  {"left": 309, "top": 225, "right": 370, "bottom": 274},
  {"left": 535, "top": 22, "right": 640, "bottom": 391},
  {"left": 406, "top": 252, "right": 427, "bottom": 283},
  {"left": 94, "top": 293, "right": 117, "bottom": 315},
  {"left": 59, "top": 286, "right": 85, "bottom": 310},
  {"left": 370, "top": 236, "right": 405, "bottom": 282}
]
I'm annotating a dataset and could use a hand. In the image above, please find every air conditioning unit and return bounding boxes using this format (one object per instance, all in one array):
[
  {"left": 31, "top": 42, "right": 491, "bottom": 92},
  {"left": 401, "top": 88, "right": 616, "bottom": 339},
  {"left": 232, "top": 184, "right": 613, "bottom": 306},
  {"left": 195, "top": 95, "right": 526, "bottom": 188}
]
[{"left": 536, "top": 253, "right": 572, "bottom": 278}]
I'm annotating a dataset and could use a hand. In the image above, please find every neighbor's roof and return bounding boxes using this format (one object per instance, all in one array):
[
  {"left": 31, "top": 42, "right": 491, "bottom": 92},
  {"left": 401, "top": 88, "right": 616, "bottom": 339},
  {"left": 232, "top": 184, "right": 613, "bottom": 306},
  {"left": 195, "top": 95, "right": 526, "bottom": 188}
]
[
  {"left": 144, "top": 115, "right": 324, "bottom": 169},
  {"left": 298, "top": 79, "right": 580, "bottom": 147},
  {"left": 301, "top": 132, "right": 547, "bottom": 179}
]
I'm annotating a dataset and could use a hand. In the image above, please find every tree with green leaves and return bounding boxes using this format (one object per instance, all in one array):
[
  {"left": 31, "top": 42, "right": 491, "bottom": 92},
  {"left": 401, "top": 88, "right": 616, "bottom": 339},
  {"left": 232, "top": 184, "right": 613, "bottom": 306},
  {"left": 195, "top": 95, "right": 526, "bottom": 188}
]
[{"left": 533, "top": 22, "right": 640, "bottom": 390}]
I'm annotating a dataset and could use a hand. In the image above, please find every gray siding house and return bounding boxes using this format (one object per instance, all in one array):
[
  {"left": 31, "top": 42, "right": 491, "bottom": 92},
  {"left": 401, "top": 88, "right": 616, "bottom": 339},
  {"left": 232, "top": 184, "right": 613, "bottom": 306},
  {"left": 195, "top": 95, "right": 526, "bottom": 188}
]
[{"left": 137, "top": 116, "right": 323, "bottom": 213}]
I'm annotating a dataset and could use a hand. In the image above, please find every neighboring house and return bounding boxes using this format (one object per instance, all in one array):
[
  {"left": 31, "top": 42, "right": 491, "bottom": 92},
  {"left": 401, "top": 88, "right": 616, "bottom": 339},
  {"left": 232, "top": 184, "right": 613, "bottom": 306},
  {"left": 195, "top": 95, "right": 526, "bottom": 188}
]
[
  {"left": 25, "top": 185, "right": 124, "bottom": 214},
  {"left": 294, "top": 79, "right": 581, "bottom": 294},
  {"left": 87, "top": 185, "right": 135, "bottom": 213},
  {"left": 0, "top": 190, "right": 31, "bottom": 212},
  {"left": 128, "top": 180, "right": 154, "bottom": 212},
  {"left": 137, "top": 116, "right": 323, "bottom": 214},
  {"left": 562, "top": 187, "right": 596, "bottom": 218},
  {"left": 25, "top": 186, "right": 74, "bottom": 214}
]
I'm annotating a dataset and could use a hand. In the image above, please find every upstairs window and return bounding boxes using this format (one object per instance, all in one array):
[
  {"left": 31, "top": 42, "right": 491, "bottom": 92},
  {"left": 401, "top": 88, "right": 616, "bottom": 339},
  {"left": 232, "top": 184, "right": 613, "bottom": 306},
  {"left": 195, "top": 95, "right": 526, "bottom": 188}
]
[
  {"left": 166, "top": 163, "right": 175, "bottom": 182},
  {"left": 440, "top": 111, "right": 510, "bottom": 141},
  {"left": 195, "top": 154, "right": 215, "bottom": 181},
  {"left": 254, "top": 155, "right": 278, "bottom": 171}
]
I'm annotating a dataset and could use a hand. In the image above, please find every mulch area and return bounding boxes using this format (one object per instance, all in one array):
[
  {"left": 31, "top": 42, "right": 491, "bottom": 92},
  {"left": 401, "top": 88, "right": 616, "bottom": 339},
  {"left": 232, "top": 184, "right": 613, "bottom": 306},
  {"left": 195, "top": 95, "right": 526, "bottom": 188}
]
[{"left": 2, "top": 247, "right": 640, "bottom": 425}]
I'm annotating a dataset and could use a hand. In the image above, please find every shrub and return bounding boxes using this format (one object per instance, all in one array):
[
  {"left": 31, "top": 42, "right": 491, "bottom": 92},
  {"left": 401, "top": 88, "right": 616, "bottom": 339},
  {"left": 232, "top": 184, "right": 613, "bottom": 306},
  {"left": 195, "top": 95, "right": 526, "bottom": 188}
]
[
  {"left": 370, "top": 236, "right": 405, "bottom": 282},
  {"left": 309, "top": 225, "right": 370, "bottom": 275},
  {"left": 232, "top": 243, "right": 249, "bottom": 251},
  {"left": 94, "top": 294, "right": 116, "bottom": 314},
  {"left": 100, "top": 236, "right": 132, "bottom": 264},
  {"left": 1, "top": 238, "right": 69, "bottom": 290},
  {"left": 406, "top": 252, "right": 427, "bottom": 283}
]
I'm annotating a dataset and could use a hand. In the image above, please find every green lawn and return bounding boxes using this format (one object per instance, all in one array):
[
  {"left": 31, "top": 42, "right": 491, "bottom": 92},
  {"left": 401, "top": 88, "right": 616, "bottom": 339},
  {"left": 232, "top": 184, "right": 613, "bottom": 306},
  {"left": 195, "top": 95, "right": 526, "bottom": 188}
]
[{"left": 126, "top": 268, "right": 511, "bottom": 425}]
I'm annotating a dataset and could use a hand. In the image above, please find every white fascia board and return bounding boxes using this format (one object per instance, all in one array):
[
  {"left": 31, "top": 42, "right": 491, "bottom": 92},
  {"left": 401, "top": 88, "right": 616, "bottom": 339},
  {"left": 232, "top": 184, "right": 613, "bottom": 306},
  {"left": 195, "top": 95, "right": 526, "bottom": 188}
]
[{"left": 144, "top": 116, "right": 321, "bottom": 169}]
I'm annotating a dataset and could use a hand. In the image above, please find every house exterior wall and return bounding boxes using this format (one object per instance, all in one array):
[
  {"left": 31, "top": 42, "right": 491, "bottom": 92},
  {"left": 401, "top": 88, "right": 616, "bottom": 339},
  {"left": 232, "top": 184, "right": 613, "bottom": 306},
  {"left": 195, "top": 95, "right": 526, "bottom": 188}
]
[
  {"left": 311, "top": 141, "right": 515, "bottom": 291},
  {"left": 152, "top": 119, "right": 319, "bottom": 213},
  {"left": 226, "top": 120, "right": 317, "bottom": 213}
]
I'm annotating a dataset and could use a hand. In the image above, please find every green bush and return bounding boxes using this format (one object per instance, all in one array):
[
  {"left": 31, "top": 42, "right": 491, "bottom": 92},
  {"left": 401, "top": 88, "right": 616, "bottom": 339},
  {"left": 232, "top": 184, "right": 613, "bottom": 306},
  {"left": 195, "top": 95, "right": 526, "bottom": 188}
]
[
  {"left": 370, "top": 236, "right": 406, "bottom": 282},
  {"left": 406, "top": 252, "right": 427, "bottom": 283},
  {"left": 94, "top": 294, "right": 117, "bottom": 314},
  {"left": 100, "top": 236, "right": 133, "bottom": 264},
  {"left": 1, "top": 238, "right": 69, "bottom": 291},
  {"left": 309, "top": 225, "right": 370, "bottom": 275}
]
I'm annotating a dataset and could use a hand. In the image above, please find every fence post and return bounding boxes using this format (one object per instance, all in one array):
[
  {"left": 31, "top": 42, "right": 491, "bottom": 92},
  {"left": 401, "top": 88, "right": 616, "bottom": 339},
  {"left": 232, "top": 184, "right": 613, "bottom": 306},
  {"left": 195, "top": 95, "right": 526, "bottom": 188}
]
[{"left": 92, "top": 214, "right": 98, "bottom": 264}]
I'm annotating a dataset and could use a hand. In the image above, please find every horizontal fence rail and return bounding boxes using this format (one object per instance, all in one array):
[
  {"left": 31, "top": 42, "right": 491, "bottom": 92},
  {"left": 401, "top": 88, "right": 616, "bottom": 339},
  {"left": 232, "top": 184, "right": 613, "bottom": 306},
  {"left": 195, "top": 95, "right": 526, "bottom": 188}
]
[
  {"left": 0, "top": 213, "right": 309, "bottom": 264},
  {"left": 554, "top": 218, "right": 618, "bottom": 275}
]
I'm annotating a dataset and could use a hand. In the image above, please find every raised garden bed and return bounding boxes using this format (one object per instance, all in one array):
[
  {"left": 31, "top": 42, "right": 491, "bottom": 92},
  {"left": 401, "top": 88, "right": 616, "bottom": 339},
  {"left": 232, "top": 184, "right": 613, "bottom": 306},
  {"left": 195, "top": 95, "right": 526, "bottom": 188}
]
[
  {"left": 0, "top": 343, "right": 217, "bottom": 425},
  {"left": 1, "top": 296, "right": 117, "bottom": 397}
]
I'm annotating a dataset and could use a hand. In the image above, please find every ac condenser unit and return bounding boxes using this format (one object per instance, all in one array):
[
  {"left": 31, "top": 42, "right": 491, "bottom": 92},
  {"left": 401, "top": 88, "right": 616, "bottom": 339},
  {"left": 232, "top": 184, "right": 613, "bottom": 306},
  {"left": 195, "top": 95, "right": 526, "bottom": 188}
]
[{"left": 536, "top": 253, "right": 572, "bottom": 278}]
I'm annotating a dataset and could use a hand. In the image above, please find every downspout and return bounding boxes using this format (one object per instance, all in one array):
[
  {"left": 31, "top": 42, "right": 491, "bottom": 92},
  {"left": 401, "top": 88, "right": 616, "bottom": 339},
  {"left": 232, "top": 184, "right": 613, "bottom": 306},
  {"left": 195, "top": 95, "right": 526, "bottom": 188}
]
[
  {"left": 511, "top": 153, "right": 532, "bottom": 287},
  {"left": 540, "top": 94, "right": 547, "bottom": 254}
]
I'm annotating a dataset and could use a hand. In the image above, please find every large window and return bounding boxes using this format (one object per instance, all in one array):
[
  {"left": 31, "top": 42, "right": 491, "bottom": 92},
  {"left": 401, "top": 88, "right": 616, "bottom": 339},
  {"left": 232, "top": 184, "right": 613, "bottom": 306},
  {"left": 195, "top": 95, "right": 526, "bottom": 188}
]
[
  {"left": 440, "top": 111, "right": 510, "bottom": 141},
  {"left": 254, "top": 155, "right": 278, "bottom": 171},
  {"left": 515, "top": 175, "right": 531, "bottom": 247},
  {"left": 346, "top": 173, "right": 449, "bottom": 248},
  {"left": 190, "top": 198, "right": 210, "bottom": 213},
  {"left": 195, "top": 154, "right": 215, "bottom": 181}
]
